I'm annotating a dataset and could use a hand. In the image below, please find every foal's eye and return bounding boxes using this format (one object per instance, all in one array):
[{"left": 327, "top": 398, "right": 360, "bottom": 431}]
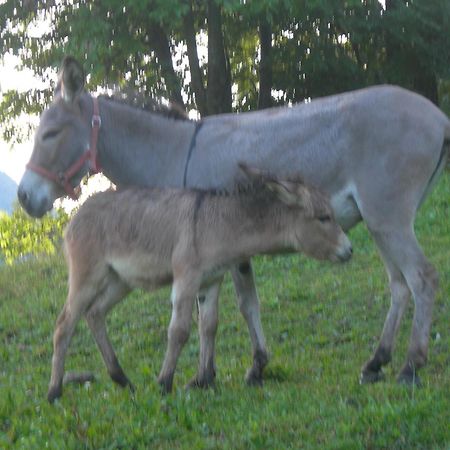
[
  {"left": 317, "top": 215, "right": 332, "bottom": 223},
  {"left": 42, "top": 129, "right": 61, "bottom": 140}
]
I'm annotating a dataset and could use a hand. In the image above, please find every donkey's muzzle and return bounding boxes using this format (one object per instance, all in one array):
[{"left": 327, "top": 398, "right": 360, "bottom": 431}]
[
  {"left": 337, "top": 244, "right": 353, "bottom": 262},
  {"left": 336, "top": 234, "right": 353, "bottom": 262}
]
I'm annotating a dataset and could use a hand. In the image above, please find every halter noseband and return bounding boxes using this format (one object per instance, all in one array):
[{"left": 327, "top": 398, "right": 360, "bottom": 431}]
[{"left": 26, "top": 96, "right": 102, "bottom": 200}]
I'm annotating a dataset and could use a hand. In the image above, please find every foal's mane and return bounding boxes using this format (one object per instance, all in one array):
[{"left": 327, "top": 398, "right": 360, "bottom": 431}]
[{"left": 99, "top": 89, "right": 191, "bottom": 121}]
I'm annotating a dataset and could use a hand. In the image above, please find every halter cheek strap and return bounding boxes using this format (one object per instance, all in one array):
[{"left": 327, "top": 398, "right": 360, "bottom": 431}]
[{"left": 26, "top": 96, "right": 102, "bottom": 200}]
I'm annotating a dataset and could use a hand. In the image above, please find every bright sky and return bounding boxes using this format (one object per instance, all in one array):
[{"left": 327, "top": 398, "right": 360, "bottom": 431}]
[{"left": 0, "top": 53, "right": 43, "bottom": 183}]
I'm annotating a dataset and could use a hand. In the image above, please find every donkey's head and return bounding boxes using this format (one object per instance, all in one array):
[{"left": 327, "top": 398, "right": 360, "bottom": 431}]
[
  {"left": 240, "top": 164, "right": 352, "bottom": 263},
  {"left": 18, "top": 57, "right": 94, "bottom": 217}
]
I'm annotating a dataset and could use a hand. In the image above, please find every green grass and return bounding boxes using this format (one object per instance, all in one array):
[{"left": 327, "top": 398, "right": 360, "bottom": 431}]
[{"left": 1, "top": 173, "right": 449, "bottom": 449}]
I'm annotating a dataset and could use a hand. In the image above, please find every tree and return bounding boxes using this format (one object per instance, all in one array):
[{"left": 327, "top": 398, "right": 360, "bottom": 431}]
[{"left": 1, "top": 0, "right": 449, "bottom": 145}]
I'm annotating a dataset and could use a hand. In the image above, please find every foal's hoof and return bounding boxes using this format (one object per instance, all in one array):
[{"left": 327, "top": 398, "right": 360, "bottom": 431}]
[
  {"left": 47, "top": 385, "right": 63, "bottom": 404},
  {"left": 360, "top": 369, "right": 385, "bottom": 384}
]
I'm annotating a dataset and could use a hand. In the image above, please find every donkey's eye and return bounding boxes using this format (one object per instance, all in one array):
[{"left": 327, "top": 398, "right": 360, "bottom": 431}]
[
  {"left": 318, "top": 215, "right": 332, "bottom": 223},
  {"left": 42, "top": 129, "right": 61, "bottom": 140}
]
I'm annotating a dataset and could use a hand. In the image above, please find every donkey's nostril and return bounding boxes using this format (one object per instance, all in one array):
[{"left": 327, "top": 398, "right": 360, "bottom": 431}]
[{"left": 17, "top": 187, "right": 29, "bottom": 206}]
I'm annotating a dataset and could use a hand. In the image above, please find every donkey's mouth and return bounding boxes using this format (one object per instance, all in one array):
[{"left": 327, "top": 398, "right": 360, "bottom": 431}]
[
  {"left": 22, "top": 200, "right": 52, "bottom": 218},
  {"left": 18, "top": 170, "right": 58, "bottom": 218},
  {"left": 336, "top": 245, "right": 353, "bottom": 263},
  {"left": 17, "top": 186, "right": 54, "bottom": 218}
]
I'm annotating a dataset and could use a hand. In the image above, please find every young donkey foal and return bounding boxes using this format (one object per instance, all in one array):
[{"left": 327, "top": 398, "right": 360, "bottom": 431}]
[{"left": 48, "top": 165, "right": 352, "bottom": 402}]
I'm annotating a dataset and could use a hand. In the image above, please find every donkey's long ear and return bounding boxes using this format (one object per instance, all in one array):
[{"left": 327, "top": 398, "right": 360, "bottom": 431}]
[
  {"left": 265, "top": 179, "right": 314, "bottom": 214},
  {"left": 238, "top": 162, "right": 267, "bottom": 182},
  {"left": 59, "top": 56, "right": 85, "bottom": 103}
]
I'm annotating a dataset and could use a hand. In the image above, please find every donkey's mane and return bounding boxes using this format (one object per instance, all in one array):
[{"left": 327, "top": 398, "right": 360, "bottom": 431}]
[
  {"left": 197, "top": 180, "right": 274, "bottom": 199},
  {"left": 99, "top": 89, "right": 191, "bottom": 121}
]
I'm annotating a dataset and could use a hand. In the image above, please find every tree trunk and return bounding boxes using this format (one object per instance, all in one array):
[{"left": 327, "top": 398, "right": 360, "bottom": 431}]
[
  {"left": 385, "top": 0, "right": 438, "bottom": 105},
  {"left": 258, "top": 17, "right": 273, "bottom": 110},
  {"left": 206, "top": 0, "right": 232, "bottom": 115},
  {"left": 183, "top": 0, "right": 208, "bottom": 116},
  {"left": 148, "top": 23, "right": 186, "bottom": 109},
  {"left": 413, "top": 71, "right": 439, "bottom": 105}
]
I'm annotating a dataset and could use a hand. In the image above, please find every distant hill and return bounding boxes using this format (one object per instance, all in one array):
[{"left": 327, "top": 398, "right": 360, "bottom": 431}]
[{"left": 0, "top": 171, "right": 18, "bottom": 214}]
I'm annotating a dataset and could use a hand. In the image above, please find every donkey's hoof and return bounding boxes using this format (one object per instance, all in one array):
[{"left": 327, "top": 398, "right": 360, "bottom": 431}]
[
  {"left": 245, "top": 369, "right": 264, "bottom": 387},
  {"left": 158, "top": 377, "right": 173, "bottom": 395},
  {"left": 186, "top": 376, "right": 215, "bottom": 390},
  {"left": 360, "top": 369, "right": 385, "bottom": 384},
  {"left": 47, "top": 385, "right": 63, "bottom": 403},
  {"left": 397, "top": 371, "right": 422, "bottom": 387}
]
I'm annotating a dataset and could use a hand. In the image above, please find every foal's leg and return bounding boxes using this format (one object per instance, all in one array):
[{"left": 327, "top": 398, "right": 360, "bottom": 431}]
[
  {"left": 158, "top": 275, "right": 200, "bottom": 394},
  {"left": 85, "top": 276, "right": 133, "bottom": 389},
  {"left": 48, "top": 286, "right": 94, "bottom": 402},
  {"left": 188, "top": 280, "right": 222, "bottom": 389},
  {"left": 231, "top": 261, "right": 268, "bottom": 385}
]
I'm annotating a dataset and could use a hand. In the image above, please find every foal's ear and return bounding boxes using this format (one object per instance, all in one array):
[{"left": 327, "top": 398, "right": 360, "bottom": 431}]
[
  {"left": 265, "top": 179, "right": 314, "bottom": 213},
  {"left": 59, "top": 56, "right": 85, "bottom": 103},
  {"left": 238, "top": 163, "right": 266, "bottom": 181}
]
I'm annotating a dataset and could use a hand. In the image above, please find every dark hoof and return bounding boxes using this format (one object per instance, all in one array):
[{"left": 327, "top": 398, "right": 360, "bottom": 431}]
[
  {"left": 158, "top": 377, "right": 173, "bottom": 395},
  {"left": 111, "top": 370, "right": 133, "bottom": 389},
  {"left": 63, "top": 371, "right": 96, "bottom": 385},
  {"left": 47, "top": 385, "right": 63, "bottom": 403},
  {"left": 397, "top": 371, "right": 422, "bottom": 387},
  {"left": 245, "top": 369, "right": 263, "bottom": 387},
  {"left": 360, "top": 369, "right": 386, "bottom": 384},
  {"left": 186, "top": 376, "right": 215, "bottom": 390}
]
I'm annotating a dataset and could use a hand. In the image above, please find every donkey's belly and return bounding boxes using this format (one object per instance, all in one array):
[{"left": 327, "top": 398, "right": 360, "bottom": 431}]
[
  {"left": 108, "top": 254, "right": 172, "bottom": 290},
  {"left": 330, "top": 183, "right": 362, "bottom": 231},
  {"left": 200, "top": 263, "right": 233, "bottom": 288}
]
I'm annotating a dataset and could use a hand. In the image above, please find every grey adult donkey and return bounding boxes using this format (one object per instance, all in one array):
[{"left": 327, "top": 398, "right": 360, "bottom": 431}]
[{"left": 18, "top": 57, "right": 450, "bottom": 387}]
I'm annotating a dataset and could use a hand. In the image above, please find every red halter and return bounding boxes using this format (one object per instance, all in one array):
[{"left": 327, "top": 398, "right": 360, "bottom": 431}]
[{"left": 26, "top": 97, "right": 102, "bottom": 200}]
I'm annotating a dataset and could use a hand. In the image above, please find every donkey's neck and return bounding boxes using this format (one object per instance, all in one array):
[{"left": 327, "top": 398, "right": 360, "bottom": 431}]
[
  {"left": 82, "top": 94, "right": 196, "bottom": 188},
  {"left": 197, "top": 194, "right": 295, "bottom": 264}
]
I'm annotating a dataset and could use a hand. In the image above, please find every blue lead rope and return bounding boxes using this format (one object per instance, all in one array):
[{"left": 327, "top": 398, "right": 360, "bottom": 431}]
[{"left": 183, "top": 121, "right": 203, "bottom": 188}]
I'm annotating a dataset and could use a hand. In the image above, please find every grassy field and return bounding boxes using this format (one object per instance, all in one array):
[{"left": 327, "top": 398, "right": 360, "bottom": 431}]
[{"left": 1, "top": 173, "right": 449, "bottom": 449}]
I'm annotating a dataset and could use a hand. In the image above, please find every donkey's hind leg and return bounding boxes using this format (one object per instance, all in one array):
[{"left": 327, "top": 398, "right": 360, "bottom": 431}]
[
  {"left": 158, "top": 275, "right": 200, "bottom": 394},
  {"left": 231, "top": 261, "right": 268, "bottom": 386},
  {"left": 361, "top": 241, "right": 411, "bottom": 383},
  {"left": 84, "top": 275, "right": 132, "bottom": 390},
  {"left": 187, "top": 281, "right": 222, "bottom": 389},
  {"left": 48, "top": 285, "right": 95, "bottom": 403},
  {"left": 363, "top": 229, "right": 438, "bottom": 385}
]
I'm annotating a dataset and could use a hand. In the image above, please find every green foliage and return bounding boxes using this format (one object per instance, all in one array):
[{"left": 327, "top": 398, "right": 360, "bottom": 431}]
[
  {"left": 1, "top": 0, "right": 450, "bottom": 133},
  {"left": 0, "top": 173, "right": 449, "bottom": 449},
  {"left": 0, "top": 204, "right": 69, "bottom": 265}
]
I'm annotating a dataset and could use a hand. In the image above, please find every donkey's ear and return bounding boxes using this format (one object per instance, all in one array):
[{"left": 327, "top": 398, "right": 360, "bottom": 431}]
[
  {"left": 238, "top": 163, "right": 266, "bottom": 181},
  {"left": 59, "top": 56, "right": 85, "bottom": 102},
  {"left": 266, "top": 179, "right": 314, "bottom": 212}
]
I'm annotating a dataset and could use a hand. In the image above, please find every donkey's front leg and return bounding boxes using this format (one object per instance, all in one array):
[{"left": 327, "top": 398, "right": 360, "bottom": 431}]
[
  {"left": 231, "top": 261, "right": 269, "bottom": 386},
  {"left": 158, "top": 276, "right": 199, "bottom": 394}
]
